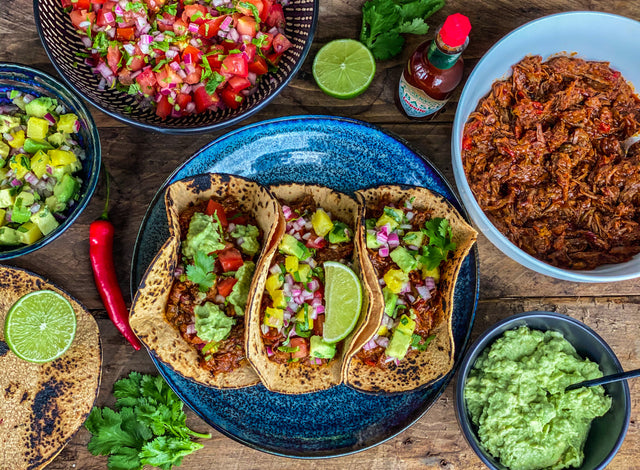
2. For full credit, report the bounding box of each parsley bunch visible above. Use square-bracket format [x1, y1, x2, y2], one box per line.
[85, 372, 211, 470]
[360, 0, 445, 60]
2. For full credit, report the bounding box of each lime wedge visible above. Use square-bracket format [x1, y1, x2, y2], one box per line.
[4, 290, 77, 363]
[312, 39, 376, 99]
[322, 261, 363, 343]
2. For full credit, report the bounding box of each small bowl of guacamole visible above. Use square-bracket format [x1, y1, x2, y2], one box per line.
[455, 311, 631, 470]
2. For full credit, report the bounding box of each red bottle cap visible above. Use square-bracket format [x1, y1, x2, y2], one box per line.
[440, 13, 472, 48]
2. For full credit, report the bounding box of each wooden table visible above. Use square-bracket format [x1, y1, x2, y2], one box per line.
[2, 0, 639, 468]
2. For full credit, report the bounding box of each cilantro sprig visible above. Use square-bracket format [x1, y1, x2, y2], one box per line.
[418, 217, 456, 270]
[85, 372, 211, 470]
[186, 250, 217, 292]
[359, 0, 445, 60]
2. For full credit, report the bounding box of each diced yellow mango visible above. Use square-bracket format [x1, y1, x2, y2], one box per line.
[265, 274, 283, 295]
[263, 307, 284, 329]
[30, 150, 50, 178]
[57, 114, 78, 133]
[295, 306, 313, 330]
[9, 154, 30, 179]
[383, 269, 409, 294]
[48, 149, 77, 167]
[0, 141, 9, 159]
[8, 130, 25, 149]
[271, 289, 288, 309]
[296, 264, 311, 283]
[376, 213, 399, 230]
[422, 266, 440, 283]
[17, 222, 43, 245]
[311, 208, 334, 237]
[285, 255, 298, 273]
[26, 117, 50, 140]
[377, 325, 388, 336]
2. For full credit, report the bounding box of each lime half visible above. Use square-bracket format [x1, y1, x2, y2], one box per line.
[322, 261, 363, 343]
[4, 290, 77, 363]
[312, 39, 376, 99]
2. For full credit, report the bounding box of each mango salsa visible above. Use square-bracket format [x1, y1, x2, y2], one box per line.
[30, 150, 50, 178]
[383, 269, 409, 294]
[265, 274, 283, 295]
[48, 149, 77, 166]
[311, 208, 333, 237]
[263, 307, 284, 329]
[8, 130, 25, 149]
[285, 255, 298, 273]
[271, 289, 288, 309]
[26, 117, 50, 140]
[57, 113, 78, 133]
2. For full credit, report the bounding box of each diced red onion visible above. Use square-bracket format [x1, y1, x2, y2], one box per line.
[302, 232, 311, 240]
[24, 172, 38, 185]
[363, 339, 377, 351]
[287, 301, 298, 312]
[416, 285, 431, 299]
[266, 346, 274, 356]
[189, 38, 200, 47]
[114, 4, 124, 15]
[282, 205, 293, 220]
[307, 258, 316, 269]
[221, 15, 233, 30]
[166, 49, 178, 59]
[81, 36, 92, 48]
[407, 294, 416, 303]
[406, 211, 414, 221]
[285, 273, 294, 285]
[186, 323, 196, 335]
[408, 245, 419, 251]
[104, 11, 115, 23]
[261, 324, 270, 335]
[10, 179, 21, 187]
[400, 282, 411, 294]
[384, 356, 397, 364]
[174, 266, 184, 277]
[169, 61, 181, 72]
[387, 232, 400, 247]
[188, 22, 199, 33]
[2, 133, 13, 142]
[270, 264, 282, 275]
[379, 246, 389, 257]
[314, 305, 324, 315]
[375, 336, 390, 348]
[307, 279, 319, 292]
[425, 277, 436, 290]
[123, 43, 135, 55]
[379, 224, 390, 236]
[43, 113, 56, 125]
[227, 28, 239, 42]
[30, 203, 41, 213]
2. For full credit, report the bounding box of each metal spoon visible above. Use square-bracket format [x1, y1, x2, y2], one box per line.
[565, 368, 640, 391]
[623, 134, 640, 155]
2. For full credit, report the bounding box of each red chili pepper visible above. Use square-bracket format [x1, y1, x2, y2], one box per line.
[89, 172, 141, 350]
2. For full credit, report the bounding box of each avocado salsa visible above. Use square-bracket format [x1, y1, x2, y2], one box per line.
[165, 196, 262, 374]
[0, 91, 84, 246]
[260, 195, 354, 365]
[465, 326, 612, 470]
[356, 197, 455, 366]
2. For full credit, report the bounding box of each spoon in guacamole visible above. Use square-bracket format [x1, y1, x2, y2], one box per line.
[566, 367, 640, 391]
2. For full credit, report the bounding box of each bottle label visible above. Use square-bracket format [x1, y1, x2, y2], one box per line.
[398, 74, 448, 118]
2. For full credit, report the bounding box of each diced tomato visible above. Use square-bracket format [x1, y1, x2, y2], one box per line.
[182, 4, 208, 25]
[144, 0, 167, 12]
[218, 247, 244, 272]
[205, 200, 229, 227]
[135, 68, 157, 95]
[193, 85, 219, 113]
[306, 236, 326, 249]
[248, 56, 269, 75]
[217, 277, 238, 297]
[90, 0, 107, 4]
[220, 86, 243, 110]
[228, 76, 251, 92]
[182, 45, 201, 64]
[236, 16, 258, 38]
[199, 16, 226, 38]
[157, 12, 176, 32]
[266, 3, 285, 29]
[127, 46, 145, 71]
[184, 65, 202, 84]
[265, 51, 283, 66]
[220, 39, 240, 52]
[173, 18, 188, 35]
[227, 211, 249, 225]
[206, 48, 225, 70]
[69, 10, 95, 30]
[222, 53, 248, 77]
[258, 32, 273, 51]
[116, 26, 135, 41]
[106, 45, 121, 73]
[156, 95, 172, 119]
[272, 33, 292, 54]
[175, 93, 192, 109]
[96, 9, 116, 27]
[67, 0, 91, 10]
[289, 338, 309, 359]
[237, 0, 264, 18]
[117, 68, 135, 85]
[155, 64, 183, 88]
[242, 44, 257, 63]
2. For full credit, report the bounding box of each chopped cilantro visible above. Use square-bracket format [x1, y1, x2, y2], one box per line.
[186, 251, 217, 292]
[418, 217, 456, 270]
[238, 1, 261, 23]
[411, 333, 435, 351]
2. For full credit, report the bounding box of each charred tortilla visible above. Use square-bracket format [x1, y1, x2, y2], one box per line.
[343, 185, 477, 393]
[130, 173, 283, 389]
[0, 265, 101, 470]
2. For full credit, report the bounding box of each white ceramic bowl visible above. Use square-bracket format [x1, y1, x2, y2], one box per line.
[452, 11, 640, 282]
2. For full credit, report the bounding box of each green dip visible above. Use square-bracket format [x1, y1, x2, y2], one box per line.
[464, 326, 612, 470]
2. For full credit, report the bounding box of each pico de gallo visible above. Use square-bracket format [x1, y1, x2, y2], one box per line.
[356, 198, 457, 368]
[165, 196, 262, 374]
[261, 195, 354, 365]
[62, 0, 293, 118]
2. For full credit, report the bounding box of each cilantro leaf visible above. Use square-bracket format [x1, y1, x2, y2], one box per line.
[397, 17, 429, 35]
[106, 446, 142, 470]
[418, 217, 457, 270]
[411, 333, 435, 351]
[85, 407, 141, 455]
[140, 436, 204, 470]
[186, 250, 217, 292]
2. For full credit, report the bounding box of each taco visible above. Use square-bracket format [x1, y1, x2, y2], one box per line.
[343, 185, 477, 393]
[130, 173, 283, 389]
[0, 265, 101, 470]
[246, 184, 369, 394]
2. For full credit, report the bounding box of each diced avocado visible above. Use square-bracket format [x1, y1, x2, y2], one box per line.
[23, 138, 54, 154]
[386, 314, 417, 360]
[327, 221, 351, 244]
[295, 304, 313, 331]
[263, 306, 284, 329]
[30, 150, 50, 178]
[53, 174, 79, 205]
[0, 167, 8, 181]
[311, 208, 334, 237]
[17, 221, 43, 245]
[47, 132, 67, 147]
[0, 141, 9, 159]
[26, 117, 50, 140]
[366, 230, 383, 250]
[31, 207, 59, 235]
[271, 289, 288, 309]
[16, 191, 35, 207]
[382, 287, 398, 318]
[279, 233, 311, 260]
[0, 209, 5, 227]
[11, 196, 32, 224]
[52, 161, 81, 180]
[48, 149, 77, 167]
[403, 231, 425, 247]
[390, 246, 418, 273]
[376, 207, 404, 230]
[422, 265, 440, 283]
[285, 255, 298, 273]
[57, 113, 78, 133]
[365, 218, 376, 230]
[295, 263, 311, 283]
[0, 115, 21, 133]
[265, 273, 283, 295]
[383, 269, 409, 294]
[310, 335, 336, 359]
[8, 130, 25, 149]
[0, 226, 20, 245]
[46, 195, 65, 213]
[0, 189, 14, 208]
[24, 97, 56, 118]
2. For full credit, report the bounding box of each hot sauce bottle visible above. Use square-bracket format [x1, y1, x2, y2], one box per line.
[395, 13, 471, 120]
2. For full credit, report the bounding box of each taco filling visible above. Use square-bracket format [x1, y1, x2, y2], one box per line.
[165, 196, 262, 375]
[260, 195, 354, 365]
[356, 197, 457, 368]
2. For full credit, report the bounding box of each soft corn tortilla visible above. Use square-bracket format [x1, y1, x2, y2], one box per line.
[246, 184, 370, 394]
[343, 185, 477, 393]
[0, 265, 101, 470]
[130, 173, 283, 389]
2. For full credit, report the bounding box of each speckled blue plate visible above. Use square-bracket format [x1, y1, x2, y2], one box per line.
[130, 115, 479, 458]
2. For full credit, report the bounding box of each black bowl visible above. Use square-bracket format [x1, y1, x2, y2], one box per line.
[34, 0, 318, 134]
[455, 311, 631, 470]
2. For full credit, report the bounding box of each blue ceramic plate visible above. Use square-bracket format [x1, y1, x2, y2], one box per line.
[130, 115, 479, 458]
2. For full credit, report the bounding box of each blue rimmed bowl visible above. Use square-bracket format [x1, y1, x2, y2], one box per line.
[34, 0, 318, 134]
[455, 311, 631, 470]
[0, 63, 101, 259]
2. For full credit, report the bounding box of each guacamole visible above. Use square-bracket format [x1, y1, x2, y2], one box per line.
[464, 326, 612, 470]
[194, 302, 236, 344]
[182, 212, 225, 259]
